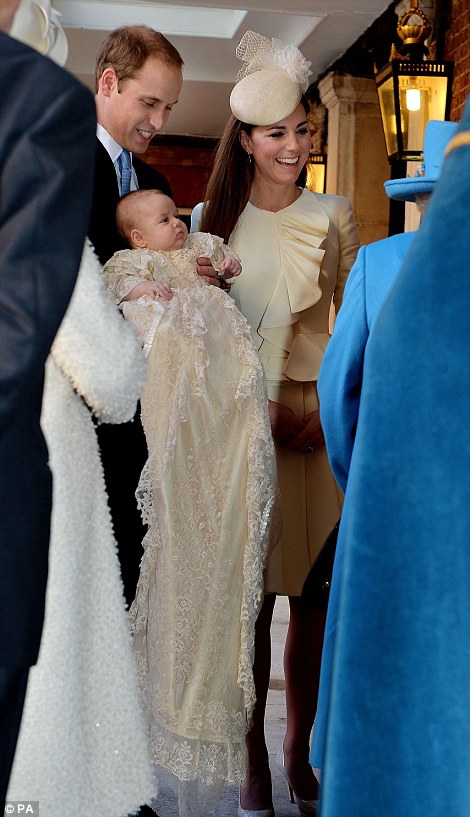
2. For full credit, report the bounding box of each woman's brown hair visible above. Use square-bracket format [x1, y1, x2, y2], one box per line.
[200, 116, 253, 243]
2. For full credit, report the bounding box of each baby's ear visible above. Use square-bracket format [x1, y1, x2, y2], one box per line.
[130, 228, 147, 249]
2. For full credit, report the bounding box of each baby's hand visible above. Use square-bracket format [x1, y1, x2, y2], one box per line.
[219, 255, 242, 279]
[124, 280, 173, 301]
[152, 281, 173, 301]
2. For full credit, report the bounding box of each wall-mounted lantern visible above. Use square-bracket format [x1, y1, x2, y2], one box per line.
[375, 2, 453, 162]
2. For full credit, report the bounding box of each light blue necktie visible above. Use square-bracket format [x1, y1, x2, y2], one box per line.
[117, 148, 132, 196]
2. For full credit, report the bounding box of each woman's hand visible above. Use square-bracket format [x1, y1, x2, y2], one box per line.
[286, 409, 325, 454]
[268, 400, 305, 447]
[268, 401, 325, 454]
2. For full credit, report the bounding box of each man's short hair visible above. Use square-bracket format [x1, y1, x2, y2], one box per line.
[95, 25, 183, 92]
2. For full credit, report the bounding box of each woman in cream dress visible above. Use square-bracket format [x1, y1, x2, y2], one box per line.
[192, 31, 359, 817]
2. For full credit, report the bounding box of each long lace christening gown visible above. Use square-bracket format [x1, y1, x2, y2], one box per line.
[104, 232, 280, 817]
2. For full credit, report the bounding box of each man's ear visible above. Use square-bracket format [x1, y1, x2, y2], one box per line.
[130, 228, 147, 249]
[99, 66, 118, 97]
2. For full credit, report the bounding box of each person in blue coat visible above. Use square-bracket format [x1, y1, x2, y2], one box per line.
[310, 118, 459, 783]
[316, 118, 458, 495]
[312, 98, 470, 817]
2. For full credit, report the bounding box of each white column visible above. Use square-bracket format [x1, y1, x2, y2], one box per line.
[319, 73, 390, 244]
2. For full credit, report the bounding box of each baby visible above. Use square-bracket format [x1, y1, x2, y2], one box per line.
[102, 188, 279, 808]
[104, 188, 240, 317]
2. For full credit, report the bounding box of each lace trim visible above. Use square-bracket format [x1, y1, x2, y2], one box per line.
[129, 285, 279, 795]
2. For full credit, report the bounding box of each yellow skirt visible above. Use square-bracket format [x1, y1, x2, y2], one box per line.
[264, 380, 343, 596]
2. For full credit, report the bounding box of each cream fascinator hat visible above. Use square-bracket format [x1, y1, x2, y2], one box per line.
[230, 30, 312, 126]
[10, 0, 68, 66]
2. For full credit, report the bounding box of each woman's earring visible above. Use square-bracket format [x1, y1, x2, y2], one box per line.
[247, 152, 252, 163]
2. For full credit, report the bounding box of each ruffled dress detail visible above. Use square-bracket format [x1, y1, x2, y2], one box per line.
[231, 188, 336, 384]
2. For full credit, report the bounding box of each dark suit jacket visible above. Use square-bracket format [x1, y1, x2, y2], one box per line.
[88, 138, 172, 605]
[88, 139, 172, 264]
[0, 33, 96, 667]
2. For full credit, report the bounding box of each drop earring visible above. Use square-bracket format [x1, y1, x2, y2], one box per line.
[247, 152, 252, 163]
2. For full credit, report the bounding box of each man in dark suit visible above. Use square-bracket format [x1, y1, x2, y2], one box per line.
[90, 25, 182, 264]
[89, 31, 185, 817]
[0, 1, 96, 803]
[88, 26, 220, 817]
[89, 26, 184, 609]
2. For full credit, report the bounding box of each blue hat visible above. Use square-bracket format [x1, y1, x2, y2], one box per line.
[384, 119, 459, 202]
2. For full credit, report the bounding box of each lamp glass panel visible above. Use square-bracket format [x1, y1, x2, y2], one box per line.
[398, 81, 428, 155]
[428, 75, 449, 120]
[398, 75, 448, 156]
[305, 158, 326, 193]
[377, 74, 398, 158]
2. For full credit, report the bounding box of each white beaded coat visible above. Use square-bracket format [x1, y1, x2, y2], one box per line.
[7, 241, 156, 817]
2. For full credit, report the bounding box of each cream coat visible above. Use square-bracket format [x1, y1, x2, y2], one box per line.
[194, 189, 359, 594]
[8, 243, 156, 817]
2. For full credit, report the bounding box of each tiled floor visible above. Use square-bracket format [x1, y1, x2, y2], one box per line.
[154, 596, 302, 817]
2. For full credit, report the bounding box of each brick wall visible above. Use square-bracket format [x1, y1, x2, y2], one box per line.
[143, 136, 218, 211]
[446, 0, 470, 119]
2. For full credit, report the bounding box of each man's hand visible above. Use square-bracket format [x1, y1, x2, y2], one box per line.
[196, 256, 221, 287]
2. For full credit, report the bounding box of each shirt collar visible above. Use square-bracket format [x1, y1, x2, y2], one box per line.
[96, 124, 133, 165]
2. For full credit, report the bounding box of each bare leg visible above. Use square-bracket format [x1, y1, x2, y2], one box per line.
[282, 596, 326, 800]
[240, 593, 276, 811]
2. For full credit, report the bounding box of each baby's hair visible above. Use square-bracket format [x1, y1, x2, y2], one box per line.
[116, 188, 167, 245]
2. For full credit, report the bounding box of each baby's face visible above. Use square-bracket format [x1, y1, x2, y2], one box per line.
[136, 192, 188, 251]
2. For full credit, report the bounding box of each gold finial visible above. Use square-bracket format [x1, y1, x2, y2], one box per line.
[397, 3, 431, 49]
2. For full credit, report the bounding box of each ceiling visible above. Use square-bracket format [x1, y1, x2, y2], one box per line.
[56, 0, 393, 138]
